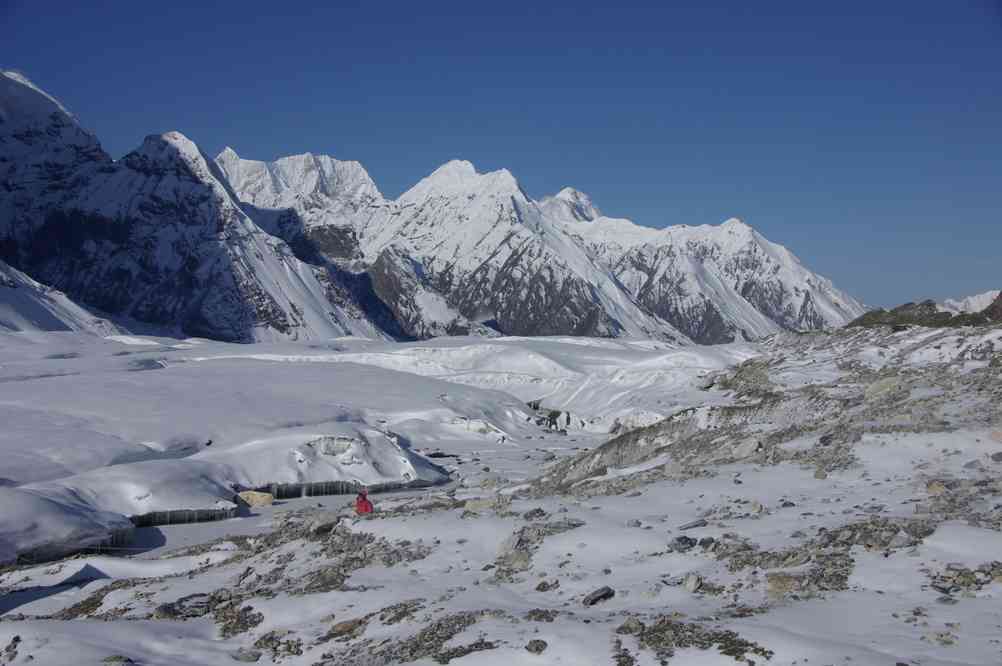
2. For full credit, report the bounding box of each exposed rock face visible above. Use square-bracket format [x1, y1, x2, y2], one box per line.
[368, 246, 490, 339]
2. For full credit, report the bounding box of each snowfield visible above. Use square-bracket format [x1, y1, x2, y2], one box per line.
[0, 323, 1000, 666]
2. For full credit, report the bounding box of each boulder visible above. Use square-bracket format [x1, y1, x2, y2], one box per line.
[582, 585, 615, 606]
[238, 491, 274, 507]
[525, 639, 548, 654]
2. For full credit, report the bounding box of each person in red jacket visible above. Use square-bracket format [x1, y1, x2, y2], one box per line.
[354, 488, 374, 515]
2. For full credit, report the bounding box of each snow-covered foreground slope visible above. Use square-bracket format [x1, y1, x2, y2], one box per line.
[0, 331, 747, 561]
[0, 332, 568, 561]
[1, 323, 1001, 666]
[0, 260, 120, 334]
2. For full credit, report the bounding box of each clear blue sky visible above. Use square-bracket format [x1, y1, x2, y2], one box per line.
[5, 0, 1000, 306]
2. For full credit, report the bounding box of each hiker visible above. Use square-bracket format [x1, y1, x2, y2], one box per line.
[354, 488, 374, 515]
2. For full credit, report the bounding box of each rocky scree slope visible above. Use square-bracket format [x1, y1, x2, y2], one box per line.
[530, 323, 1002, 497]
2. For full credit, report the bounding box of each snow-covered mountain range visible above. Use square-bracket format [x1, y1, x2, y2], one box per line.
[1, 70, 866, 343]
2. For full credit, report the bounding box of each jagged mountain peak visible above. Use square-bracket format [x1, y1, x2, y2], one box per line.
[215, 148, 382, 210]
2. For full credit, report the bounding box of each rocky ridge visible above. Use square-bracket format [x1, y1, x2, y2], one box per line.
[848, 292, 1002, 330]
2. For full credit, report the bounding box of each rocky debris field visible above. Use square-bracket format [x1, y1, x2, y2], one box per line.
[1, 323, 1002, 665]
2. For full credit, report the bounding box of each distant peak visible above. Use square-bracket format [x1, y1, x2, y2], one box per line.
[216, 149, 383, 203]
[542, 186, 602, 222]
[158, 131, 201, 154]
[429, 159, 478, 179]
[216, 146, 240, 162]
[125, 131, 215, 179]
[397, 159, 526, 204]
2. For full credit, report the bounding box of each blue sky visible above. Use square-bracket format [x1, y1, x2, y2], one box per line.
[5, 0, 1000, 306]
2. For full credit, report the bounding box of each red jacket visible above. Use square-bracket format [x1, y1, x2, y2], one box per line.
[355, 493, 373, 515]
